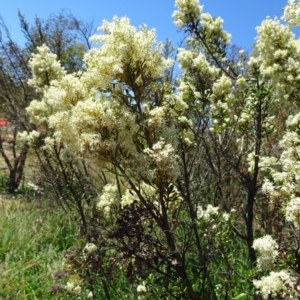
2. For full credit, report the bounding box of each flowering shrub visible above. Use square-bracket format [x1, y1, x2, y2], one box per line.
[23, 0, 300, 298]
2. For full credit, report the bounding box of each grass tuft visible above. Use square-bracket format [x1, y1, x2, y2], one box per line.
[0, 198, 77, 299]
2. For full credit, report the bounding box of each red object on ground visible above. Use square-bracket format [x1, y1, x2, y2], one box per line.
[0, 118, 7, 127]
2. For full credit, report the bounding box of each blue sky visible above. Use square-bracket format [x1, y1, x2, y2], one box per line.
[0, 0, 288, 51]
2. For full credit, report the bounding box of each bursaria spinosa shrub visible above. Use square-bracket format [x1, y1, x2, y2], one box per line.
[24, 0, 300, 299]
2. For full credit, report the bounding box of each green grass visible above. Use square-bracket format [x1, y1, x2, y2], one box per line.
[0, 198, 77, 299]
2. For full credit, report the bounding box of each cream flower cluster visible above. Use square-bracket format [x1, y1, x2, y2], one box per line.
[26, 17, 180, 183]
[177, 49, 220, 82]
[28, 44, 66, 91]
[66, 281, 81, 295]
[197, 204, 219, 221]
[283, 0, 300, 27]
[144, 140, 179, 179]
[173, 0, 202, 28]
[252, 235, 278, 271]
[254, 16, 300, 101]
[96, 184, 120, 216]
[68, 97, 137, 157]
[85, 17, 172, 93]
[83, 243, 98, 254]
[64, 274, 83, 296]
[262, 112, 300, 227]
[253, 270, 300, 299]
[121, 182, 156, 207]
[18, 130, 40, 146]
[200, 12, 231, 46]
[255, 18, 296, 76]
[209, 74, 234, 130]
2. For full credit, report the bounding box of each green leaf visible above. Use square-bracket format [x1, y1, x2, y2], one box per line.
[171, 286, 180, 291]
[233, 293, 247, 299]
[187, 257, 202, 268]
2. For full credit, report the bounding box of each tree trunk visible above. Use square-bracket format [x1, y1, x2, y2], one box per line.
[6, 141, 29, 193]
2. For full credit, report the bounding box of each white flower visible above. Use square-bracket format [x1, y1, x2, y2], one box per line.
[252, 235, 278, 271]
[200, 13, 231, 45]
[197, 204, 219, 221]
[173, 0, 202, 28]
[285, 197, 300, 226]
[283, 0, 300, 27]
[66, 281, 74, 292]
[236, 76, 246, 86]
[254, 16, 298, 101]
[210, 75, 232, 102]
[144, 140, 179, 179]
[121, 189, 137, 207]
[28, 44, 66, 91]
[222, 213, 230, 222]
[85, 17, 171, 91]
[254, 270, 299, 299]
[97, 184, 120, 215]
[73, 285, 81, 295]
[18, 131, 29, 142]
[148, 106, 165, 127]
[239, 49, 245, 56]
[84, 243, 98, 254]
[137, 284, 147, 293]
